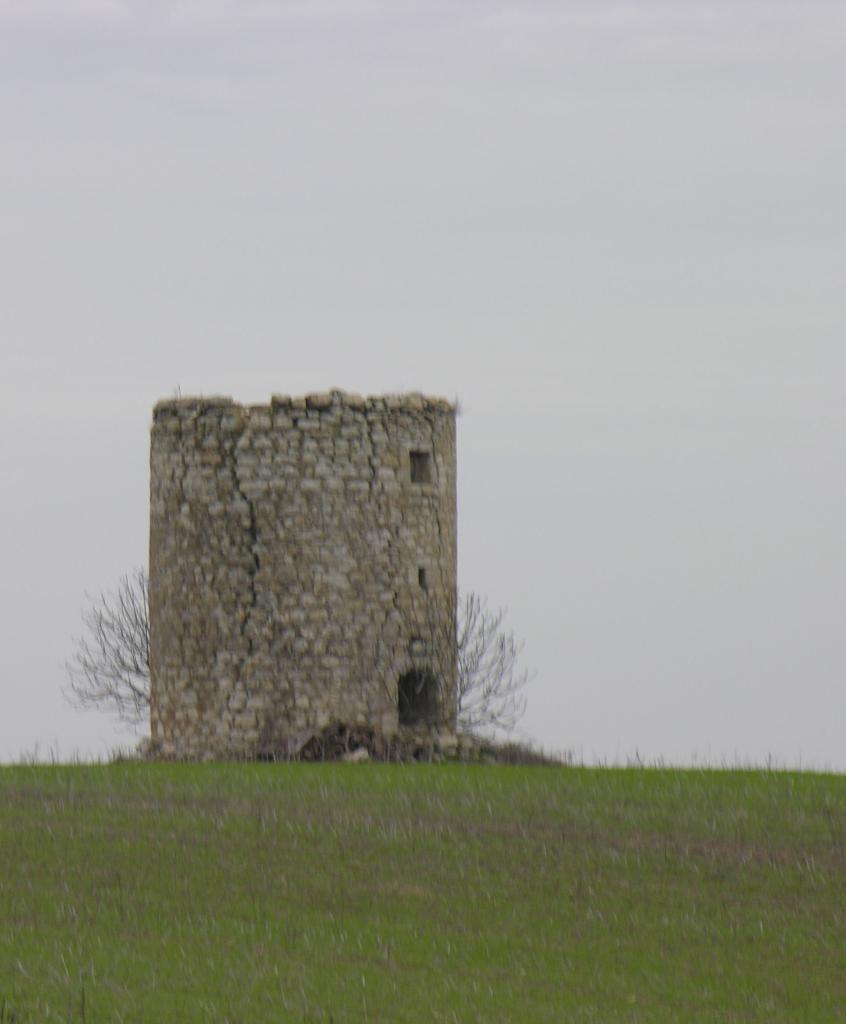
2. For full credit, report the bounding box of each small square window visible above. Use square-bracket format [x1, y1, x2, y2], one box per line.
[409, 450, 432, 483]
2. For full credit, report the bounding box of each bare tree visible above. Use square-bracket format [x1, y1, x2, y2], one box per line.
[456, 592, 530, 735]
[66, 568, 150, 725]
[66, 569, 530, 737]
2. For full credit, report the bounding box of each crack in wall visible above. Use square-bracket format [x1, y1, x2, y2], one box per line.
[365, 412, 379, 489]
[229, 423, 261, 661]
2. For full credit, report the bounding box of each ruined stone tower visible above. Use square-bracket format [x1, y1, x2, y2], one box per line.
[148, 390, 457, 758]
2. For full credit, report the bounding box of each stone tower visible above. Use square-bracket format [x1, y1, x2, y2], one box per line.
[148, 390, 457, 758]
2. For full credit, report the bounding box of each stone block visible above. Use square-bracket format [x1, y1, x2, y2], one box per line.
[306, 392, 333, 410]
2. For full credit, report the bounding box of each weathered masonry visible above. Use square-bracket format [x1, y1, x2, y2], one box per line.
[148, 390, 457, 758]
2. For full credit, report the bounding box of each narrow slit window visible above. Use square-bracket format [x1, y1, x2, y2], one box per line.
[410, 450, 432, 483]
[418, 567, 427, 589]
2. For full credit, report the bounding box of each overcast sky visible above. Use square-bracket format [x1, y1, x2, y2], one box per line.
[2, 0, 844, 768]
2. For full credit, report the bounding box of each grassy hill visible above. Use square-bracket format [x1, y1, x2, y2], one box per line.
[1, 762, 844, 1022]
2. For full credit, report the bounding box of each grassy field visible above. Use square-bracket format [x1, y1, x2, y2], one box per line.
[1, 763, 844, 1023]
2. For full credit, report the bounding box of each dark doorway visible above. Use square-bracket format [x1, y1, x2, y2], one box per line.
[398, 669, 439, 726]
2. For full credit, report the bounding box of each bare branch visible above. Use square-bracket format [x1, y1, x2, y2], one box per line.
[65, 568, 150, 724]
[455, 592, 531, 734]
[410, 589, 531, 735]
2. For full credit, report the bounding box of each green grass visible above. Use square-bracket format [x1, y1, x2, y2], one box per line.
[1, 763, 844, 1022]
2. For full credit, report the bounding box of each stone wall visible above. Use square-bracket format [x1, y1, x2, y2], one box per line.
[149, 390, 457, 758]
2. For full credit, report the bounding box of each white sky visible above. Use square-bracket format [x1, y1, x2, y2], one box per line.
[1, 0, 844, 768]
